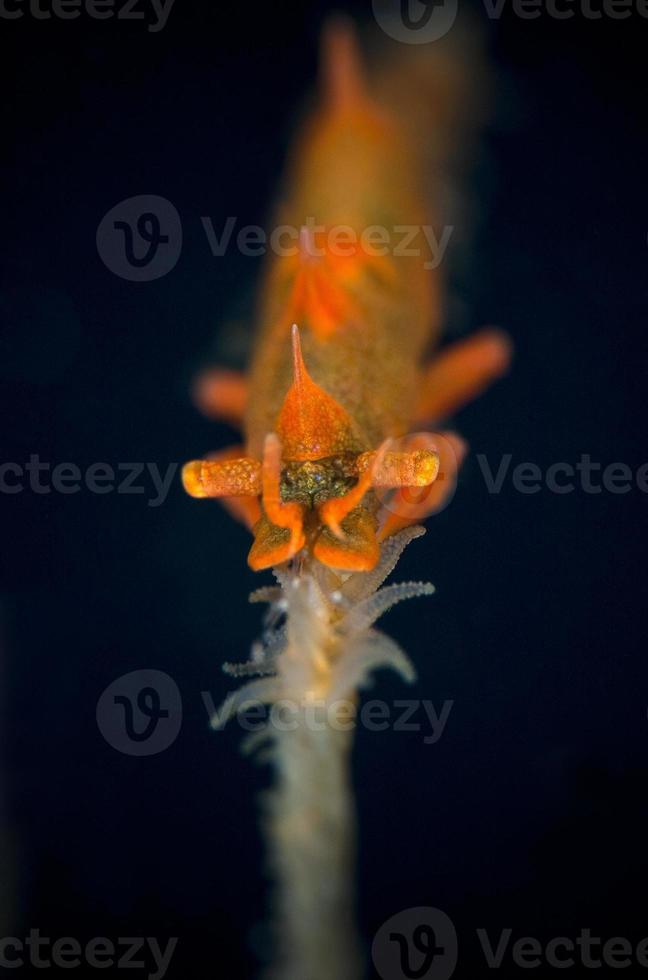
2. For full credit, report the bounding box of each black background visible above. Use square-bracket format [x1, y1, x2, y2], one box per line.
[1, 0, 647, 977]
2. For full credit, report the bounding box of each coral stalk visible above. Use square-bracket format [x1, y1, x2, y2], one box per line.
[213, 528, 434, 978]
[263, 685, 361, 980]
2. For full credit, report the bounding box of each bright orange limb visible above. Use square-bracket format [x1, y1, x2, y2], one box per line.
[182, 445, 261, 531]
[356, 448, 439, 488]
[247, 435, 307, 570]
[192, 368, 248, 426]
[261, 434, 304, 536]
[248, 516, 296, 571]
[378, 432, 468, 541]
[414, 329, 512, 425]
[318, 464, 375, 540]
[182, 454, 260, 498]
[318, 440, 390, 538]
[250, 434, 306, 568]
[313, 506, 379, 572]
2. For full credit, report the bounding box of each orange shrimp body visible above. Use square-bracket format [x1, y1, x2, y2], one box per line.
[183, 24, 511, 573]
[245, 95, 437, 460]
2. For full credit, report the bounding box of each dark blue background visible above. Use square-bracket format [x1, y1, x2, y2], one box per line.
[1, 1, 647, 976]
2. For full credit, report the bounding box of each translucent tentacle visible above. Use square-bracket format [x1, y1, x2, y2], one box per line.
[250, 586, 284, 604]
[339, 581, 435, 635]
[241, 727, 276, 758]
[224, 624, 287, 679]
[328, 630, 416, 702]
[223, 660, 278, 678]
[273, 566, 293, 591]
[211, 678, 281, 730]
[340, 525, 426, 603]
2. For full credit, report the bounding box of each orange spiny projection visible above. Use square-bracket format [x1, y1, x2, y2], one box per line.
[183, 21, 511, 573]
[276, 324, 362, 460]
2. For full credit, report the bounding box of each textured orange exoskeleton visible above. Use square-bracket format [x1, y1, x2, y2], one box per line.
[183, 23, 511, 572]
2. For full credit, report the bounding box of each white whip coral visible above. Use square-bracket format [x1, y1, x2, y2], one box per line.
[212, 526, 434, 980]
